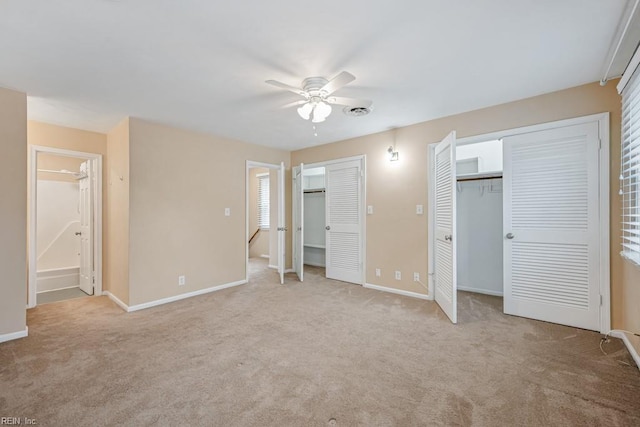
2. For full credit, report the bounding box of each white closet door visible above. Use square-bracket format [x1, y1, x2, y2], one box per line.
[503, 122, 600, 331]
[278, 162, 285, 285]
[325, 159, 362, 284]
[293, 164, 304, 281]
[78, 161, 93, 295]
[434, 131, 457, 323]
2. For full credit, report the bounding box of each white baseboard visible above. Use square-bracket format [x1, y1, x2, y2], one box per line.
[105, 280, 247, 313]
[103, 291, 129, 312]
[610, 331, 640, 371]
[284, 268, 294, 273]
[260, 254, 269, 259]
[0, 327, 28, 344]
[37, 268, 79, 293]
[303, 261, 326, 268]
[364, 283, 430, 300]
[457, 285, 503, 297]
[268, 265, 277, 270]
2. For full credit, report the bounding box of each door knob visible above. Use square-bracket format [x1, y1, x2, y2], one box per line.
[75, 232, 82, 236]
[506, 233, 515, 239]
[325, 226, 331, 231]
[444, 235, 452, 241]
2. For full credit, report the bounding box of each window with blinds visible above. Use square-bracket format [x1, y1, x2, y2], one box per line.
[257, 174, 270, 229]
[620, 56, 640, 266]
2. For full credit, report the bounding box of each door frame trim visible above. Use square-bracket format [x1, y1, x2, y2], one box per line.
[294, 155, 367, 285]
[28, 145, 103, 308]
[427, 112, 610, 333]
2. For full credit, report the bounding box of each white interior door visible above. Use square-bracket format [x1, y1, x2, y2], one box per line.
[293, 164, 304, 281]
[78, 161, 93, 295]
[503, 122, 600, 331]
[278, 162, 285, 284]
[434, 131, 457, 323]
[325, 159, 363, 284]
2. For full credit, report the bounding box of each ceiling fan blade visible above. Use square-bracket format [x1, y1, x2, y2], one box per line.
[320, 71, 355, 95]
[327, 96, 372, 108]
[282, 100, 307, 109]
[265, 80, 307, 97]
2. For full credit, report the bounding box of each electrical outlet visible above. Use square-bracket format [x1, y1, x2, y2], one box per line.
[375, 268, 381, 277]
[224, 208, 231, 216]
[395, 271, 401, 280]
[178, 275, 186, 286]
[414, 272, 420, 282]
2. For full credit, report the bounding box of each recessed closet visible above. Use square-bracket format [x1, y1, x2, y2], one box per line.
[455, 139, 503, 296]
[302, 167, 326, 268]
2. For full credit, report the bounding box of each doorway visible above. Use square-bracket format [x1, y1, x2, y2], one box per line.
[428, 113, 610, 333]
[29, 146, 103, 308]
[246, 161, 285, 284]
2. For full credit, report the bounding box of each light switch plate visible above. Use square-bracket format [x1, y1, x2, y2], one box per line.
[367, 205, 374, 215]
[416, 204, 424, 215]
[224, 208, 230, 216]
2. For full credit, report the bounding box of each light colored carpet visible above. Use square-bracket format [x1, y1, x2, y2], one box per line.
[1, 258, 639, 426]
[37, 287, 90, 305]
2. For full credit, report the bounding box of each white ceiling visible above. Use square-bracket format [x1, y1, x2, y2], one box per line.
[0, 0, 628, 151]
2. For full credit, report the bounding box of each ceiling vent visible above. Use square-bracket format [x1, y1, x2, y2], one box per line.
[343, 106, 371, 117]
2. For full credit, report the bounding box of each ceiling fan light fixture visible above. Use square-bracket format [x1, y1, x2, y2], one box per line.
[297, 102, 313, 120]
[312, 101, 332, 123]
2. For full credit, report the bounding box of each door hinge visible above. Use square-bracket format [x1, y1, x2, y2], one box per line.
[598, 139, 602, 150]
[600, 294, 603, 306]
[92, 276, 95, 284]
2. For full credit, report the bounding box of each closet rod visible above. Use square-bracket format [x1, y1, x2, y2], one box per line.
[303, 189, 326, 194]
[37, 169, 87, 179]
[456, 174, 502, 182]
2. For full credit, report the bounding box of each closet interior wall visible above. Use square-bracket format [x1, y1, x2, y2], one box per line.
[456, 177, 504, 296]
[303, 169, 326, 267]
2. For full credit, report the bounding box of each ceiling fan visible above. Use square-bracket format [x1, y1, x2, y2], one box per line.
[266, 71, 372, 123]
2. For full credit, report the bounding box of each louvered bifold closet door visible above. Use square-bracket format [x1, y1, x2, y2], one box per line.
[503, 122, 600, 331]
[325, 159, 363, 284]
[434, 132, 457, 323]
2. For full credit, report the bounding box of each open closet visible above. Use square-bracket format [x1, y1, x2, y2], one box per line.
[455, 140, 503, 297]
[302, 167, 326, 268]
[430, 114, 608, 332]
[293, 156, 365, 285]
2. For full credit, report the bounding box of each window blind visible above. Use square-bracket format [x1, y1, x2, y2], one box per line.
[257, 174, 270, 229]
[620, 54, 640, 266]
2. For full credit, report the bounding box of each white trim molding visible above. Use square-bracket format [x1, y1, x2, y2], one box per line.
[609, 331, 640, 371]
[0, 327, 28, 344]
[364, 283, 430, 300]
[104, 280, 247, 312]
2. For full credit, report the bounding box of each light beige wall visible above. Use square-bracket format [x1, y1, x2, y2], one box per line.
[291, 81, 637, 331]
[106, 118, 130, 304]
[621, 257, 640, 332]
[127, 118, 289, 306]
[249, 167, 270, 258]
[0, 87, 27, 337]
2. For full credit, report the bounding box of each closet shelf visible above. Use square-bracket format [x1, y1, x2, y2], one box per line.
[304, 243, 326, 249]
